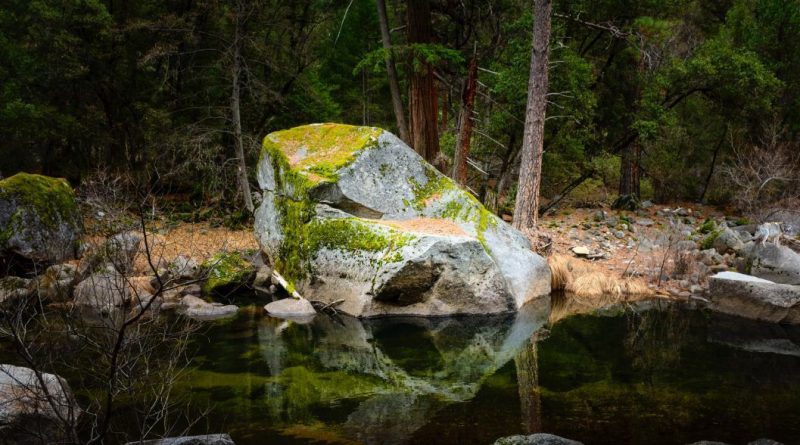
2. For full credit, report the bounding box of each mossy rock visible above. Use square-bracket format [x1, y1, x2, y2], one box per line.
[254, 123, 551, 317]
[0, 173, 83, 265]
[201, 251, 256, 296]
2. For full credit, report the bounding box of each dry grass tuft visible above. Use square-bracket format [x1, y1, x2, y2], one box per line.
[548, 254, 652, 298]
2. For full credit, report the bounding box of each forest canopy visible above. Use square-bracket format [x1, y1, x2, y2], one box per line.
[1, 0, 798, 218]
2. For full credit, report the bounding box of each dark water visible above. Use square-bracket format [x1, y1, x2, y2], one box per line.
[172, 298, 800, 445]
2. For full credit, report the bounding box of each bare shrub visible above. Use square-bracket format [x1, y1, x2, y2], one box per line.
[721, 123, 800, 221]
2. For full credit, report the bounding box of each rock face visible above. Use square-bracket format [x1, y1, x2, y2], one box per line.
[493, 434, 584, 445]
[708, 271, 800, 324]
[254, 123, 550, 317]
[0, 364, 80, 426]
[0, 173, 83, 265]
[747, 244, 800, 285]
[125, 434, 235, 445]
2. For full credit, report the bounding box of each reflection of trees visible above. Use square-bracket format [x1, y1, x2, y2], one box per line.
[514, 333, 542, 434]
[624, 305, 689, 376]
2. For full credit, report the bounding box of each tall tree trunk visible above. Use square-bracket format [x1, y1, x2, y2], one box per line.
[406, 0, 440, 165]
[618, 140, 640, 198]
[513, 0, 552, 235]
[376, 0, 409, 142]
[452, 52, 478, 185]
[619, 54, 644, 199]
[232, 14, 254, 213]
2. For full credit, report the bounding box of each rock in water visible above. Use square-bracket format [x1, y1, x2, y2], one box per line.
[0, 173, 83, 265]
[708, 271, 800, 324]
[494, 434, 584, 445]
[0, 364, 80, 426]
[254, 123, 550, 317]
[264, 297, 316, 319]
[124, 434, 236, 445]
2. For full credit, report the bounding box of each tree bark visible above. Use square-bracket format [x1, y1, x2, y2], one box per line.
[618, 140, 641, 198]
[232, 12, 254, 213]
[452, 53, 478, 185]
[513, 0, 552, 235]
[376, 0, 410, 143]
[406, 0, 440, 164]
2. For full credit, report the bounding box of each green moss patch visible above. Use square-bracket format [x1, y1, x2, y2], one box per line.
[0, 173, 78, 229]
[202, 251, 255, 295]
[263, 123, 381, 184]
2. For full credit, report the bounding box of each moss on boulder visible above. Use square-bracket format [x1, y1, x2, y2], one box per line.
[0, 173, 83, 264]
[201, 251, 255, 296]
[254, 123, 551, 317]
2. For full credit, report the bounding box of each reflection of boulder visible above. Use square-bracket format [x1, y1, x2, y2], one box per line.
[708, 312, 800, 357]
[344, 393, 436, 445]
[255, 296, 550, 439]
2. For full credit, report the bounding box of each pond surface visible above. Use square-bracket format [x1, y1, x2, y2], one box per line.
[175, 297, 800, 445]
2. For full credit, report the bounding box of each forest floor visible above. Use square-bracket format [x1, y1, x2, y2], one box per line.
[121, 201, 729, 300]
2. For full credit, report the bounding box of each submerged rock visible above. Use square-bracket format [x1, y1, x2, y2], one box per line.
[0, 173, 82, 265]
[708, 271, 800, 324]
[253, 123, 550, 317]
[493, 434, 583, 445]
[125, 434, 235, 445]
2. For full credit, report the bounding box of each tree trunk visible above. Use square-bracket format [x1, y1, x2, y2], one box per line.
[452, 53, 478, 185]
[406, 0, 440, 165]
[618, 140, 640, 198]
[232, 16, 254, 213]
[513, 0, 552, 235]
[376, 0, 410, 143]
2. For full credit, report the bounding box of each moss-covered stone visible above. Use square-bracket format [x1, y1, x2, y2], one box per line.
[261, 123, 381, 184]
[0, 173, 83, 263]
[202, 251, 255, 295]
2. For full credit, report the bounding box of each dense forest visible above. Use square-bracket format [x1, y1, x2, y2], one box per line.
[3, 0, 798, 221]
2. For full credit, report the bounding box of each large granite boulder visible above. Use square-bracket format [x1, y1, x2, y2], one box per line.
[0, 173, 83, 265]
[708, 271, 800, 324]
[254, 123, 550, 317]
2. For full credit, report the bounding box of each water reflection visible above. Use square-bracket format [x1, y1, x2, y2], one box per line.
[181, 297, 800, 445]
[247, 296, 551, 444]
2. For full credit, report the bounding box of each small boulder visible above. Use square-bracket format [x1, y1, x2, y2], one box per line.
[0, 364, 80, 426]
[747, 244, 800, 285]
[0, 173, 83, 266]
[264, 297, 316, 319]
[201, 252, 255, 295]
[708, 271, 800, 324]
[73, 272, 134, 308]
[124, 434, 235, 445]
[494, 434, 583, 445]
[169, 255, 200, 281]
[253, 265, 273, 288]
[31, 263, 78, 302]
[179, 295, 238, 320]
[0, 276, 31, 305]
[712, 228, 745, 255]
